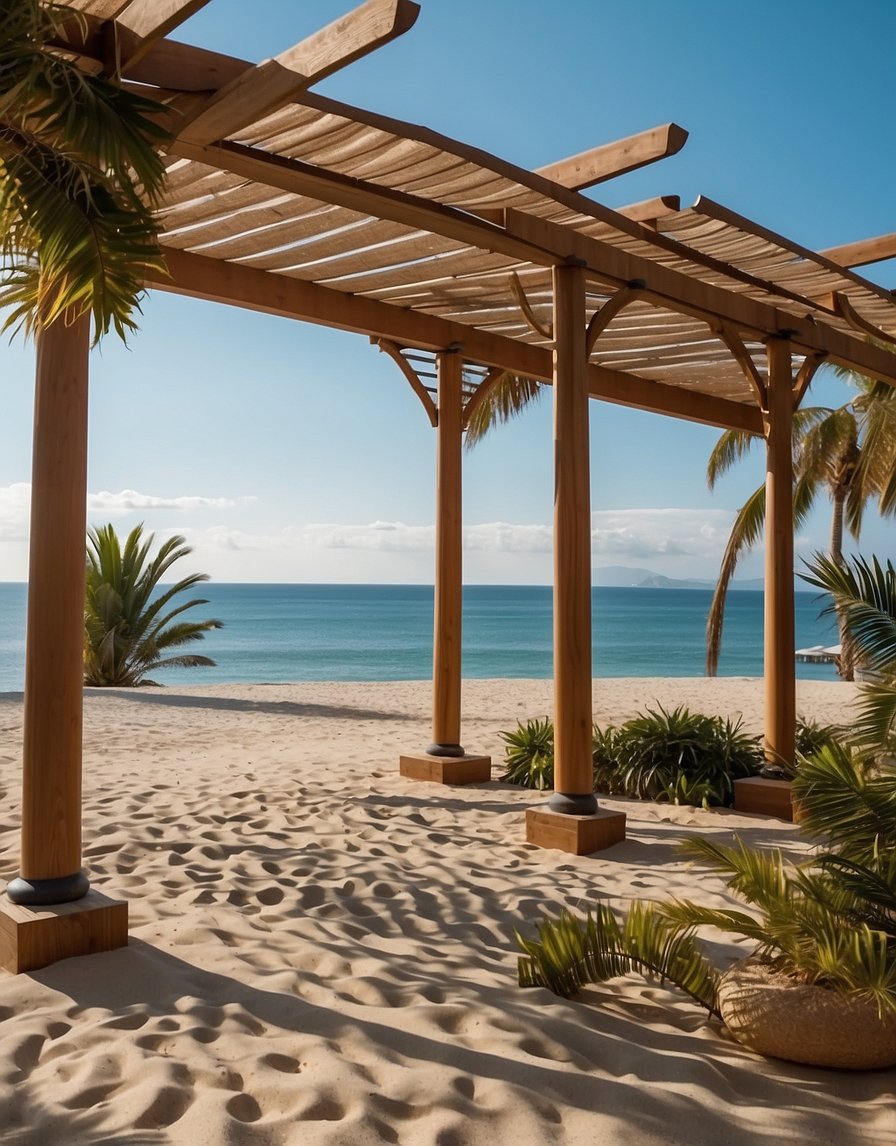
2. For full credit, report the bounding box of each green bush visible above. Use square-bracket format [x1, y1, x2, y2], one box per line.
[598, 705, 762, 808]
[498, 717, 554, 789]
[499, 705, 763, 807]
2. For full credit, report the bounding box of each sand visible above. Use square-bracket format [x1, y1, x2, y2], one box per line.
[0, 676, 892, 1145]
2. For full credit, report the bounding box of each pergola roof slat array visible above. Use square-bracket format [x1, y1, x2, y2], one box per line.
[52, 0, 896, 423]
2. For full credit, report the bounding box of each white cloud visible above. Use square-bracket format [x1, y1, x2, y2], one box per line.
[591, 508, 735, 561]
[88, 489, 256, 513]
[0, 484, 31, 543]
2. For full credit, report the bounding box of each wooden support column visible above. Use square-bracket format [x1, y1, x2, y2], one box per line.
[428, 350, 464, 757]
[1, 313, 127, 972]
[399, 350, 490, 785]
[762, 338, 796, 768]
[526, 264, 625, 852]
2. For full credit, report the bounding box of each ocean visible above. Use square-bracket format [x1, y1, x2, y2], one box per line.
[0, 582, 840, 692]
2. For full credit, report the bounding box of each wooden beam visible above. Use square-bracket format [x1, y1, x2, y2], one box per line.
[176, 0, 420, 146]
[536, 124, 688, 190]
[820, 232, 896, 270]
[500, 209, 896, 387]
[150, 249, 764, 431]
[375, 339, 438, 425]
[112, 0, 212, 71]
[763, 340, 796, 767]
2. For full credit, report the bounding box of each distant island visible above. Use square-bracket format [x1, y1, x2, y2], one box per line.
[593, 565, 793, 592]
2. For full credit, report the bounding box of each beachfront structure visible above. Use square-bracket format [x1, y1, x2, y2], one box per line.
[4, 0, 896, 970]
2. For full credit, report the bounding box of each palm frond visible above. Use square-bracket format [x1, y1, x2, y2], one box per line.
[705, 429, 760, 490]
[517, 901, 721, 1016]
[705, 484, 765, 676]
[792, 744, 896, 859]
[464, 374, 544, 449]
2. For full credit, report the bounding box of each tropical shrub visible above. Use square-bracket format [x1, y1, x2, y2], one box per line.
[598, 705, 762, 807]
[500, 705, 763, 806]
[498, 717, 554, 789]
[517, 747, 896, 1021]
[84, 523, 222, 686]
[801, 552, 896, 750]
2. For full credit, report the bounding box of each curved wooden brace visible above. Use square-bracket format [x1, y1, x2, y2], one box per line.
[510, 272, 553, 341]
[712, 323, 767, 407]
[585, 285, 643, 356]
[461, 366, 507, 429]
[833, 292, 896, 349]
[375, 338, 438, 426]
[793, 352, 826, 407]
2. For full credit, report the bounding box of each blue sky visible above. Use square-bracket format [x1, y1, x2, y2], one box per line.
[1, 0, 894, 584]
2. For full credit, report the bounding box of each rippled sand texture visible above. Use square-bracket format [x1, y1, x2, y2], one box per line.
[0, 678, 892, 1146]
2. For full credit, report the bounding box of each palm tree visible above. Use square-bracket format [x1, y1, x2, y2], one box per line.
[801, 552, 896, 749]
[84, 523, 222, 686]
[0, 0, 168, 342]
[705, 374, 896, 678]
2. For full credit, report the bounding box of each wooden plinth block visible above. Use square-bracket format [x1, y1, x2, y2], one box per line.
[0, 890, 128, 974]
[526, 806, 626, 855]
[733, 777, 795, 822]
[399, 753, 492, 785]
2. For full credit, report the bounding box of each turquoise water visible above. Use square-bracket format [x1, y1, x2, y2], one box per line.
[0, 582, 839, 692]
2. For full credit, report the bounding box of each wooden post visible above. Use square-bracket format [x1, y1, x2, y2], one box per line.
[399, 349, 491, 785]
[8, 313, 91, 906]
[763, 338, 796, 768]
[428, 350, 464, 757]
[550, 263, 597, 815]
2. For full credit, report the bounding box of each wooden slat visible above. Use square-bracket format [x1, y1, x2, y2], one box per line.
[177, 0, 420, 146]
[150, 250, 763, 432]
[536, 124, 688, 190]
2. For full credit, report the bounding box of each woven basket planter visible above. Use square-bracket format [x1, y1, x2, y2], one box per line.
[718, 958, 896, 1070]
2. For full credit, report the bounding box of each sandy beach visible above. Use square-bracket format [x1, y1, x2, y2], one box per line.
[0, 676, 892, 1145]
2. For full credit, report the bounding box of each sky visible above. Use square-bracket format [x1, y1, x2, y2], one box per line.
[1, 0, 895, 585]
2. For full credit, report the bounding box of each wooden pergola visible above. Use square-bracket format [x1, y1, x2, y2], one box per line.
[4, 0, 896, 970]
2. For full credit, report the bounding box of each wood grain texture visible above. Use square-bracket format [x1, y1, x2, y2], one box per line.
[21, 314, 90, 882]
[536, 124, 688, 190]
[0, 892, 127, 974]
[398, 754, 492, 785]
[763, 340, 796, 768]
[525, 807, 626, 855]
[177, 0, 419, 146]
[431, 352, 464, 749]
[551, 265, 593, 798]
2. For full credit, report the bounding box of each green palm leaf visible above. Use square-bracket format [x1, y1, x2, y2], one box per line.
[464, 374, 544, 448]
[84, 523, 222, 686]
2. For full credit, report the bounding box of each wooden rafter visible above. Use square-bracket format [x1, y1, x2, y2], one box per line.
[375, 339, 438, 426]
[111, 0, 211, 71]
[150, 250, 763, 433]
[820, 232, 896, 270]
[176, 0, 420, 147]
[535, 124, 688, 190]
